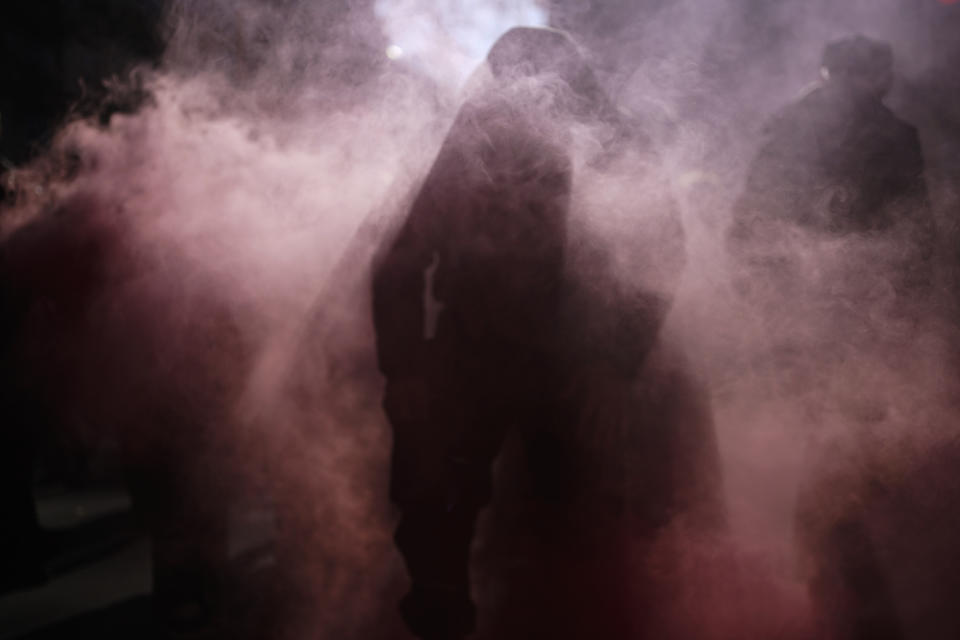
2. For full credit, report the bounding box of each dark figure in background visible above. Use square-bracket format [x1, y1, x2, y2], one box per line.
[374, 27, 724, 640]
[0, 0, 165, 596]
[0, 193, 245, 634]
[728, 35, 934, 640]
[729, 35, 933, 268]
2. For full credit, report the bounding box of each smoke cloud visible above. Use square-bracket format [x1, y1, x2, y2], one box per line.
[4, 0, 960, 637]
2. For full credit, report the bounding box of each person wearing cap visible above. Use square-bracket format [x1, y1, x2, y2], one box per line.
[729, 34, 933, 262]
[727, 35, 934, 640]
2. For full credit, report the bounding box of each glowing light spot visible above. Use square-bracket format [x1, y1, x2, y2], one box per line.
[375, 0, 548, 87]
[386, 44, 404, 60]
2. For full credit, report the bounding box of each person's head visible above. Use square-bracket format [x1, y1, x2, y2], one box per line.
[484, 26, 622, 130]
[820, 35, 894, 101]
[487, 28, 602, 99]
[487, 27, 581, 78]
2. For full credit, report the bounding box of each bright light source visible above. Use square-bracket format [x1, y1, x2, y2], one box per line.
[375, 0, 548, 87]
[386, 44, 404, 60]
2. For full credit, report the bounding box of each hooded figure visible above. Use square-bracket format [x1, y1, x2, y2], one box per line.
[373, 27, 721, 640]
[373, 29, 582, 639]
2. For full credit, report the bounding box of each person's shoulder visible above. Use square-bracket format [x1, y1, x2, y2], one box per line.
[876, 103, 919, 142]
[763, 86, 825, 136]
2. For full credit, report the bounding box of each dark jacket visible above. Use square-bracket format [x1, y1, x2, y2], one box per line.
[372, 95, 572, 381]
[728, 84, 935, 299]
[731, 84, 932, 240]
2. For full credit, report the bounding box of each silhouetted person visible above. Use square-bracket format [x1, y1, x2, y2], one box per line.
[0, 2, 165, 595]
[0, 191, 245, 635]
[374, 27, 723, 640]
[373, 28, 578, 640]
[729, 35, 933, 273]
[728, 35, 933, 640]
[0, 194, 123, 597]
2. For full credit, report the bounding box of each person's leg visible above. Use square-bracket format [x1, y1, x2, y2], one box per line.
[387, 348, 516, 639]
[795, 453, 905, 640]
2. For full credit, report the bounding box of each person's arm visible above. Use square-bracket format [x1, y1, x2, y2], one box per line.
[371, 161, 450, 382]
